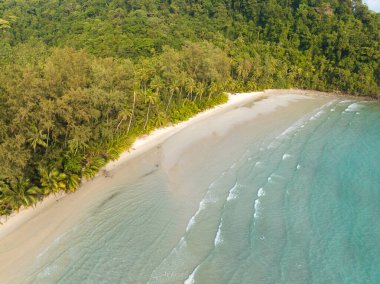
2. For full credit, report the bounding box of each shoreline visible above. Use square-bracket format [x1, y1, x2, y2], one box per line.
[0, 89, 348, 282]
[0, 88, 365, 236]
[293, 87, 379, 101]
[0, 90, 267, 237]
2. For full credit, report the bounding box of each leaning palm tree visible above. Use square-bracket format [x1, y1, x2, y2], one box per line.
[115, 107, 132, 134]
[127, 91, 137, 135]
[166, 81, 179, 113]
[143, 89, 158, 130]
[1, 179, 42, 210]
[39, 167, 67, 195]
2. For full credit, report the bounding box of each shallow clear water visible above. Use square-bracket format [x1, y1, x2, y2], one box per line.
[25, 98, 380, 283]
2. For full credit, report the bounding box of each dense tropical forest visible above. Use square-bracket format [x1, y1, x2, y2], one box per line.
[0, 0, 379, 216]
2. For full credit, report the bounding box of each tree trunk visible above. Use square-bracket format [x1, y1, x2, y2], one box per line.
[207, 90, 212, 101]
[144, 101, 151, 130]
[165, 92, 174, 113]
[115, 117, 125, 133]
[127, 92, 136, 135]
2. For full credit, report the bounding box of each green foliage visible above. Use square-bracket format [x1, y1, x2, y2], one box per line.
[65, 174, 80, 193]
[39, 168, 67, 195]
[0, 0, 378, 215]
[82, 157, 107, 180]
[1, 179, 41, 211]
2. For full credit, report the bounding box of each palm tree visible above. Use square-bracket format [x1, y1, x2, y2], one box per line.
[39, 167, 67, 195]
[155, 111, 167, 127]
[237, 57, 252, 82]
[65, 173, 80, 192]
[127, 91, 137, 135]
[194, 81, 206, 102]
[27, 125, 48, 152]
[150, 76, 164, 99]
[67, 130, 89, 154]
[115, 107, 132, 134]
[185, 78, 196, 101]
[177, 71, 188, 103]
[1, 179, 42, 210]
[166, 80, 179, 113]
[82, 157, 106, 179]
[143, 90, 158, 130]
[208, 81, 220, 101]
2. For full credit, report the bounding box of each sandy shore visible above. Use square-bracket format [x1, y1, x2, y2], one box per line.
[0, 89, 336, 282]
[104, 91, 267, 172]
[0, 91, 266, 238]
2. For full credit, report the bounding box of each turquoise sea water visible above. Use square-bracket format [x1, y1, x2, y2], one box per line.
[23, 98, 380, 283]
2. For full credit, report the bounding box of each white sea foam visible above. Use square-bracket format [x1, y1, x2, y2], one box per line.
[267, 173, 282, 183]
[186, 216, 196, 232]
[254, 199, 261, 209]
[254, 199, 261, 219]
[230, 163, 237, 169]
[258, 187, 265, 197]
[270, 115, 311, 144]
[199, 199, 207, 210]
[186, 189, 219, 232]
[310, 110, 324, 120]
[340, 99, 354, 104]
[296, 164, 301, 170]
[214, 221, 223, 247]
[280, 125, 297, 137]
[345, 103, 363, 112]
[282, 153, 292, 160]
[184, 265, 199, 284]
[330, 108, 335, 112]
[227, 182, 239, 201]
[176, 237, 187, 252]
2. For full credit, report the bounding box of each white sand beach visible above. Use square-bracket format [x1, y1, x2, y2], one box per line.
[0, 91, 264, 236]
[0, 89, 333, 282]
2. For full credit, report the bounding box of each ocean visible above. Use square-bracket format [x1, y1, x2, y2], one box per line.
[11, 94, 380, 283]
